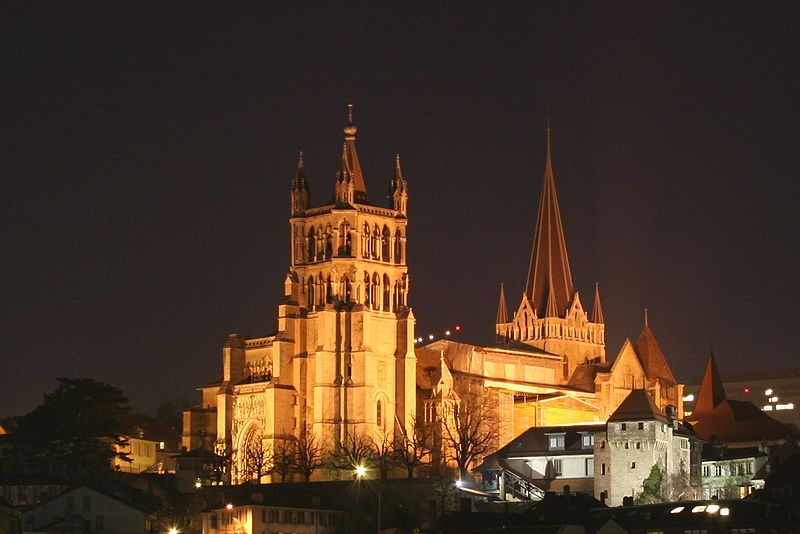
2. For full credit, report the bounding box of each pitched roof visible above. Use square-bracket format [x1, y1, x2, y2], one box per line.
[690, 352, 726, 421]
[494, 423, 605, 457]
[524, 127, 573, 318]
[608, 389, 668, 423]
[690, 399, 793, 442]
[635, 323, 676, 384]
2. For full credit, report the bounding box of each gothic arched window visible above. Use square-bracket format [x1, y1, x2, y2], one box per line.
[376, 400, 382, 426]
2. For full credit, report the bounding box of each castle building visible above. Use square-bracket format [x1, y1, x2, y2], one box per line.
[183, 107, 686, 482]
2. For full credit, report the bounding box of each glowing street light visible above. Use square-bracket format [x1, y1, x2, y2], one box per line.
[168, 528, 179, 534]
[355, 465, 367, 477]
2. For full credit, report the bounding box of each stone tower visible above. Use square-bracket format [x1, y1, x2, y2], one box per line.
[182, 105, 416, 483]
[496, 127, 605, 380]
[284, 103, 417, 448]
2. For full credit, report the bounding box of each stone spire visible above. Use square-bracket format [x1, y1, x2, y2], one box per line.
[496, 282, 508, 324]
[335, 142, 355, 205]
[291, 150, 309, 215]
[525, 126, 574, 317]
[391, 153, 408, 215]
[691, 351, 726, 421]
[592, 282, 604, 324]
[341, 102, 368, 203]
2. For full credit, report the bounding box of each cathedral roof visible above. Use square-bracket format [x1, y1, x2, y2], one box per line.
[608, 389, 668, 423]
[524, 126, 574, 318]
[635, 321, 677, 384]
[689, 352, 726, 421]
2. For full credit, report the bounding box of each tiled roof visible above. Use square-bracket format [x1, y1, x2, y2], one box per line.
[608, 389, 668, 423]
[635, 324, 676, 384]
[690, 399, 792, 442]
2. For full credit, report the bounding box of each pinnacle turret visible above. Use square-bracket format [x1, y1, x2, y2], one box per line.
[391, 154, 408, 215]
[291, 150, 309, 215]
[496, 282, 508, 324]
[592, 282, 604, 324]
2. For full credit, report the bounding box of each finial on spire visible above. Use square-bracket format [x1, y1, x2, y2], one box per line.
[297, 150, 304, 169]
[644, 307, 649, 327]
[347, 102, 354, 125]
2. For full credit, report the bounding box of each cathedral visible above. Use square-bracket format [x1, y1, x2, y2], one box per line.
[182, 106, 684, 482]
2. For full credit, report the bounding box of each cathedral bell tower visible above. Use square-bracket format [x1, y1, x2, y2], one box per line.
[496, 126, 605, 381]
[283, 104, 416, 447]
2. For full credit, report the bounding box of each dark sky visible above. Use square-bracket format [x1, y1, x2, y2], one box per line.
[3, 3, 799, 417]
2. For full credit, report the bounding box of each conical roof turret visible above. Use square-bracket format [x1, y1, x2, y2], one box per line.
[690, 351, 726, 421]
[525, 125, 574, 317]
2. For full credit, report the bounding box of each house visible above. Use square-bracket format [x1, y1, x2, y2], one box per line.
[476, 423, 605, 501]
[21, 485, 156, 533]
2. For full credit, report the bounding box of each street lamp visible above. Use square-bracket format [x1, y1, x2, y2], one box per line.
[354, 465, 381, 534]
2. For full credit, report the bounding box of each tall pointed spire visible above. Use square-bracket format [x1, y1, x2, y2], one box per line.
[496, 283, 508, 324]
[342, 102, 367, 202]
[525, 125, 574, 317]
[690, 351, 726, 421]
[592, 282, 604, 324]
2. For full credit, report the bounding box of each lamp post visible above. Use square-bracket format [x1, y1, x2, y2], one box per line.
[355, 465, 382, 534]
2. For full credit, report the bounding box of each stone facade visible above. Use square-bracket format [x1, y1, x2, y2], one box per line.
[593, 390, 700, 506]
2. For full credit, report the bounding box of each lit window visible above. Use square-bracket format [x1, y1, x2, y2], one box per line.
[581, 434, 595, 448]
[547, 434, 565, 451]
[765, 388, 773, 396]
[715, 465, 722, 476]
[670, 506, 684, 514]
[691, 505, 707, 513]
[706, 504, 720, 514]
[703, 465, 710, 477]
[551, 459, 563, 476]
[585, 458, 594, 475]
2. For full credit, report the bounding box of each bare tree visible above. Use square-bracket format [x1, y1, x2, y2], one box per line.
[270, 436, 295, 483]
[328, 427, 377, 477]
[293, 424, 325, 482]
[372, 429, 395, 479]
[440, 382, 499, 480]
[393, 414, 432, 479]
[242, 434, 272, 482]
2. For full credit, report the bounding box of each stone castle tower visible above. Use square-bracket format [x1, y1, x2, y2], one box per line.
[496, 127, 605, 380]
[182, 105, 417, 482]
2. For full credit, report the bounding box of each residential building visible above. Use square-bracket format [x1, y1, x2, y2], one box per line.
[20, 485, 156, 533]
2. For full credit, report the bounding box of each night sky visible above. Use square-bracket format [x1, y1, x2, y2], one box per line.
[3, 3, 799, 418]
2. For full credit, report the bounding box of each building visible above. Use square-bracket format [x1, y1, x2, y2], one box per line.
[184, 107, 687, 482]
[202, 501, 346, 534]
[594, 389, 701, 506]
[475, 422, 604, 500]
[112, 436, 160, 474]
[686, 353, 797, 499]
[684, 365, 800, 429]
[20, 485, 156, 533]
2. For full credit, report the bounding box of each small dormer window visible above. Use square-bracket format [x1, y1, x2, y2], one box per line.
[546, 433, 565, 451]
[581, 434, 595, 449]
